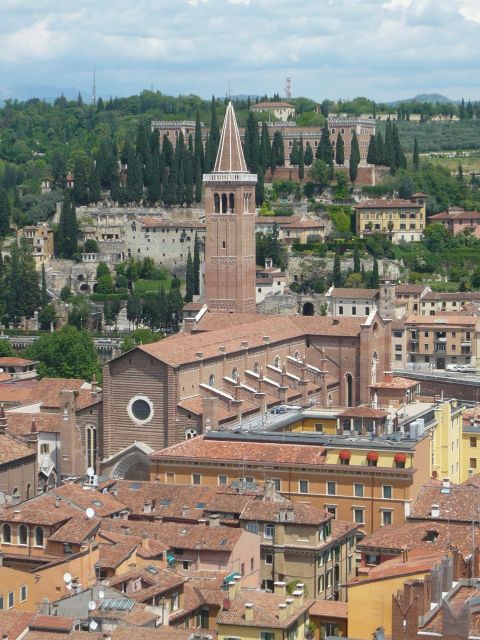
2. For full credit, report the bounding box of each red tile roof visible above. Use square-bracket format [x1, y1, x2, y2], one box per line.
[52, 484, 129, 518]
[150, 435, 327, 466]
[355, 199, 422, 209]
[410, 482, 480, 523]
[134, 217, 205, 229]
[0, 357, 37, 366]
[329, 288, 379, 299]
[0, 434, 35, 465]
[309, 600, 348, 618]
[348, 549, 443, 584]
[217, 590, 313, 629]
[48, 516, 101, 544]
[339, 405, 388, 419]
[97, 541, 137, 569]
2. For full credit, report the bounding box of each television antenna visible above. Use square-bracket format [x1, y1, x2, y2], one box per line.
[284, 76, 292, 99]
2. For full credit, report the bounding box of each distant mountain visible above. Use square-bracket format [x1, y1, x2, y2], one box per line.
[389, 93, 455, 106]
[0, 84, 88, 103]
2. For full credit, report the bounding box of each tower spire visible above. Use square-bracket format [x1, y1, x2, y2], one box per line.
[213, 102, 247, 173]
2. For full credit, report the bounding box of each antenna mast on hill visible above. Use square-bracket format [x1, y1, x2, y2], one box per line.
[284, 76, 292, 100]
[92, 67, 97, 105]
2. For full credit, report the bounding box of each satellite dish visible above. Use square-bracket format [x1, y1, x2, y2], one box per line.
[86, 467, 95, 476]
[63, 572, 72, 584]
[89, 621, 98, 631]
[85, 507, 95, 519]
[88, 600, 97, 611]
[98, 590, 105, 599]
[66, 583, 72, 591]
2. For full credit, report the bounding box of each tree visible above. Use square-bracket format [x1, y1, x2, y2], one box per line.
[121, 328, 159, 352]
[259, 122, 271, 173]
[335, 132, 345, 166]
[60, 285, 72, 301]
[255, 169, 265, 206]
[126, 149, 143, 203]
[193, 232, 200, 296]
[126, 292, 142, 327]
[316, 122, 334, 178]
[349, 131, 360, 182]
[413, 137, 420, 171]
[0, 188, 11, 238]
[88, 165, 101, 203]
[205, 96, 220, 172]
[271, 131, 285, 168]
[332, 249, 342, 287]
[370, 257, 379, 289]
[72, 156, 90, 206]
[353, 244, 361, 273]
[56, 193, 78, 259]
[367, 135, 377, 165]
[23, 325, 100, 380]
[0, 339, 14, 357]
[194, 109, 204, 203]
[38, 304, 57, 330]
[4, 238, 40, 322]
[344, 272, 364, 288]
[304, 143, 313, 166]
[244, 111, 260, 173]
[298, 136, 305, 180]
[289, 140, 300, 166]
[308, 159, 330, 190]
[185, 251, 194, 303]
[84, 239, 99, 253]
[40, 263, 49, 306]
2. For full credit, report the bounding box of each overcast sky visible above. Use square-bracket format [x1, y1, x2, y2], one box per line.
[1, 0, 479, 102]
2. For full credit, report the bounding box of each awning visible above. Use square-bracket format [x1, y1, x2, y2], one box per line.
[224, 572, 241, 584]
[167, 553, 176, 565]
[339, 450, 351, 461]
[394, 452, 407, 463]
[367, 451, 379, 462]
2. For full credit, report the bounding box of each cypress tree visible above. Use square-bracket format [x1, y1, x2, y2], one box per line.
[304, 142, 313, 166]
[413, 137, 420, 171]
[41, 263, 49, 306]
[0, 188, 11, 239]
[367, 134, 377, 165]
[88, 165, 101, 203]
[272, 131, 285, 168]
[185, 251, 194, 302]
[316, 122, 334, 166]
[371, 258, 379, 289]
[127, 149, 143, 203]
[193, 232, 200, 295]
[298, 136, 305, 180]
[6, 239, 40, 322]
[194, 109, 204, 203]
[259, 122, 271, 173]
[147, 150, 161, 204]
[375, 131, 385, 165]
[353, 245, 361, 273]
[205, 96, 220, 172]
[335, 132, 345, 166]
[349, 131, 360, 182]
[56, 193, 78, 259]
[393, 123, 406, 170]
[332, 249, 342, 287]
[162, 169, 177, 206]
[460, 98, 465, 120]
[384, 121, 395, 173]
[184, 150, 194, 207]
[244, 111, 260, 173]
[72, 156, 90, 205]
[255, 169, 265, 206]
[162, 135, 175, 168]
[289, 140, 300, 166]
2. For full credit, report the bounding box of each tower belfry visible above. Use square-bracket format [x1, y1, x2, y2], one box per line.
[203, 102, 257, 314]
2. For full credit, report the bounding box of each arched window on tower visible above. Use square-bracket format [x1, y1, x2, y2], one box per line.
[214, 193, 220, 214]
[221, 193, 228, 214]
[243, 193, 249, 213]
[86, 425, 97, 473]
[229, 193, 235, 213]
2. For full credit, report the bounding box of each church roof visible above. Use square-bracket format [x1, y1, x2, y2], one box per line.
[213, 101, 248, 173]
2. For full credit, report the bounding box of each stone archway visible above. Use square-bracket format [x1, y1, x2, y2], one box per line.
[302, 301, 315, 316]
[110, 450, 151, 480]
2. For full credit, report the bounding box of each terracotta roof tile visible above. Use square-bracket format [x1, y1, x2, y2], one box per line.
[239, 498, 331, 526]
[309, 600, 348, 618]
[0, 433, 35, 465]
[108, 566, 187, 601]
[29, 614, 78, 632]
[0, 611, 36, 639]
[0, 494, 77, 526]
[97, 541, 137, 569]
[52, 484, 129, 517]
[410, 482, 480, 523]
[348, 549, 443, 584]
[421, 585, 480, 635]
[355, 199, 422, 209]
[48, 516, 101, 544]
[329, 288, 379, 299]
[150, 435, 327, 466]
[369, 376, 419, 390]
[405, 314, 479, 327]
[395, 284, 429, 295]
[5, 412, 60, 435]
[217, 590, 313, 629]
[339, 405, 388, 419]
[0, 357, 37, 366]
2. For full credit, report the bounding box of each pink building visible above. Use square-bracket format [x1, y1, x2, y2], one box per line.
[429, 206, 480, 237]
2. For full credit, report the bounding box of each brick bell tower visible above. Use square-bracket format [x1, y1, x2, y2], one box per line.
[203, 101, 257, 313]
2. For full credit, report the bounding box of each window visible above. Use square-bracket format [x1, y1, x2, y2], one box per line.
[40, 443, 49, 454]
[208, 374, 215, 387]
[0, 595, 3, 610]
[273, 355, 281, 368]
[470, 437, 477, 448]
[354, 483, 364, 497]
[339, 306, 343, 315]
[326, 505, 337, 517]
[327, 481, 336, 495]
[128, 396, 153, 424]
[20, 585, 27, 602]
[7, 592, 13, 609]
[317, 574, 325, 593]
[382, 485, 392, 499]
[326, 570, 332, 588]
[264, 524, 274, 539]
[218, 475, 228, 486]
[470, 458, 477, 469]
[381, 510, 393, 526]
[353, 508, 364, 524]
[18, 525, 28, 546]
[365, 307, 370, 315]
[2, 524, 11, 544]
[366, 554, 379, 565]
[315, 423, 324, 433]
[34, 526, 44, 547]
[231, 368, 239, 382]
[261, 633, 275, 640]
[348, 555, 353, 573]
[171, 592, 179, 611]
[395, 344, 402, 352]
[271, 478, 281, 491]
[240, 563, 245, 576]
[250, 557, 254, 572]
[299, 480, 309, 494]
[265, 553, 273, 565]
[192, 473, 201, 485]
[246, 522, 259, 534]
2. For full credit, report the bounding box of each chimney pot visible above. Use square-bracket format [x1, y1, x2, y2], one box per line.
[278, 604, 287, 621]
[274, 581, 286, 596]
[219, 345, 227, 353]
[285, 598, 294, 617]
[244, 603, 254, 622]
[262, 336, 270, 344]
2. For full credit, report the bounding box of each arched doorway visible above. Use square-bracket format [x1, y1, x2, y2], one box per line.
[346, 373, 353, 407]
[303, 301, 314, 316]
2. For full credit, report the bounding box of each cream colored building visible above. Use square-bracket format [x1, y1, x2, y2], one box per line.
[17, 223, 54, 270]
[251, 101, 295, 122]
[355, 195, 427, 243]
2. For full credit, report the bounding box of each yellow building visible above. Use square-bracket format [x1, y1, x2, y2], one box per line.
[347, 549, 443, 639]
[217, 580, 312, 640]
[354, 195, 426, 244]
[17, 223, 54, 270]
[460, 407, 480, 482]
[430, 399, 463, 484]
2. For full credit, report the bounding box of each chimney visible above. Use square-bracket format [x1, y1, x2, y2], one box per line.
[244, 603, 254, 622]
[103, 635, 112, 640]
[182, 505, 189, 518]
[219, 346, 227, 354]
[383, 371, 394, 383]
[442, 478, 450, 490]
[262, 336, 270, 344]
[285, 598, 294, 617]
[228, 580, 236, 601]
[278, 604, 287, 621]
[195, 352, 203, 359]
[31, 417, 37, 433]
[241, 341, 249, 349]
[431, 504, 440, 518]
[141, 533, 149, 551]
[292, 590, 303, 608]
[0, 404, 7, 435]
[55, 496, 61, 509]
[91, 373, 98, 396]
[295, 585, 305, 606]
[209, 514, 220, 528]
[274, 581, 286, 596]
[234, 575, 242, 596]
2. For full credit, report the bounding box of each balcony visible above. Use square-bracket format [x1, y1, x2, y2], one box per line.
[435, 337, 447, 343]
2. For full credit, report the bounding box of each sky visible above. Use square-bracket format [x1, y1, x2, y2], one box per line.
[0, 0, 479, 103]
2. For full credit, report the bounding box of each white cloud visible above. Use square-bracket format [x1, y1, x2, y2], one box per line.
[0, 0, 477, 101]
